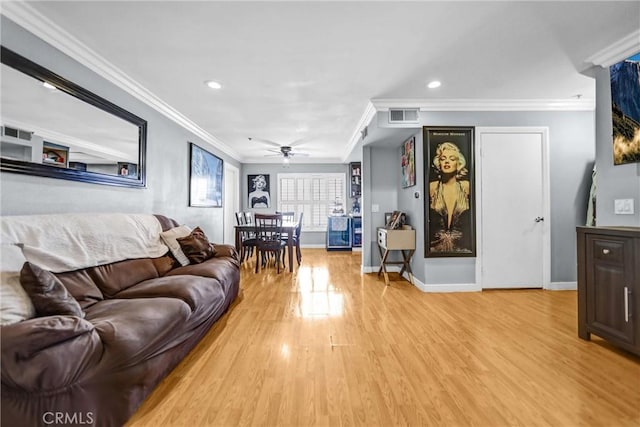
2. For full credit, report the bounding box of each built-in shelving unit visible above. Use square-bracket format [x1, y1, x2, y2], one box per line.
[350, 162, 361, 198]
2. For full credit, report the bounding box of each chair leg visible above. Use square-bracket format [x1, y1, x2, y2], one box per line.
[296, 244, 301, 265]
[255, 249, 260, 273]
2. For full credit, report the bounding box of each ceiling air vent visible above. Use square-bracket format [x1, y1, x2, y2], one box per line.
[1, 125, 33, 141]
[389, 109, 419, 124]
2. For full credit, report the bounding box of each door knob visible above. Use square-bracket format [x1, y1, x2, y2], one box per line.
[534, 217, 544, 222]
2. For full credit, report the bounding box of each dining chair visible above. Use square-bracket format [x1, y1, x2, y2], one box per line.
[277, 211, 304, 267]
[235, 212, 257, 263]
[254, 213, 287, 273]
[276, 211, 296, 244]
[291, 212, 304, 265]
[243, 211, 255, 225]
[276, 211, 296, 222]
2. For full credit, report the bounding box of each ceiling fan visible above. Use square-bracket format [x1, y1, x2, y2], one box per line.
[248, 137, 310, 163]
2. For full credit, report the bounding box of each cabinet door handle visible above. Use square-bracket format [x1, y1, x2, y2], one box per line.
[624, 287, 630, 323]
[603, 249, 610, 254]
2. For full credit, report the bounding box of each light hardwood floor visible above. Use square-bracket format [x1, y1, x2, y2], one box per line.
[128, 249, 640, 426]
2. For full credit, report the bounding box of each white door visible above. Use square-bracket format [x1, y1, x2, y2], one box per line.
[223, 163, 240, 245]
[477, 128, 549, 289]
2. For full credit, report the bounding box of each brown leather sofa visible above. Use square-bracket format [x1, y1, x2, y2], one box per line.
[1, 215, 240, 427]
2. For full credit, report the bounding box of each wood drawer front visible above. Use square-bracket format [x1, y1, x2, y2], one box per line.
[590, 237, 627, 265]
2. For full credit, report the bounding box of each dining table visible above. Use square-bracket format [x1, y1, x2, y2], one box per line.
[234, 219, 299, 272]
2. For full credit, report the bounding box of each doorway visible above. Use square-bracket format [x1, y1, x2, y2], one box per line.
[476, 127, 550, 289]
[223, 163, 240, 246]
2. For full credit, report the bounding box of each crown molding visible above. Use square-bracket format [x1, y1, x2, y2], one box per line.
[243, 156, 343, 165]
[585, 29, 640, 68]
[371, 98, 595, 112]
[1, 2, 241, 161]
[341, 101, 377, 162]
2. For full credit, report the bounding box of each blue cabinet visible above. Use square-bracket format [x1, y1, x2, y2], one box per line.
[326, 216, 351, 250]
[351, 216, 362, 248]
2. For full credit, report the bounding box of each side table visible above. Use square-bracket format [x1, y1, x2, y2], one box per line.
[377, 227, 416, 286]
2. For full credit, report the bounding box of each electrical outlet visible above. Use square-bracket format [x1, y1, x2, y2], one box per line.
[614, 199, 634, 215]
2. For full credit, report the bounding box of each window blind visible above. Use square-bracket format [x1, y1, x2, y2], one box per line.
[277, 173, 346, 232]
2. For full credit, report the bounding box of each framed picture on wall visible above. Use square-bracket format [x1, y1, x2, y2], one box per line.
[401, 136, 416, 188]
[248, 174, 271, 208]
[610, 52, 640, 165]
[189, 142, 223, 207]
[423, 126, 476, 257]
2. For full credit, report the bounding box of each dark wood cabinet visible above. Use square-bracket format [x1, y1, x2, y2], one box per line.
[577, 226, 640, 356]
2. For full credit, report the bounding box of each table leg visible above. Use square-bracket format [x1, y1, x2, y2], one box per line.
[378, 247, 391, 286]
[377, 244, 385, 276]
[288, 236, 294, 272]
[401, 250, 415, 285]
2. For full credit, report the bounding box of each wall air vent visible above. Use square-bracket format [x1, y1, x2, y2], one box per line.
[360, 126, 368, 140]
[1, 125, 33, 141]
[388, 109, 419, 124]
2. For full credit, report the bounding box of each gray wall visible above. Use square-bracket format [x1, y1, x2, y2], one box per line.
[0, 18, 241, 242]
[241, 162, 350, 246]
[594, 66, 640, 226]
[364, 110, 596, 285]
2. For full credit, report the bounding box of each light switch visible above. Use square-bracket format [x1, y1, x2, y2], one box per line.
[614, 199, 634, 215]
[371, 204, 380, 213]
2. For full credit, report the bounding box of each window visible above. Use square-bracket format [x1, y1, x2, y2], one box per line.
[277, 173, 347, 232]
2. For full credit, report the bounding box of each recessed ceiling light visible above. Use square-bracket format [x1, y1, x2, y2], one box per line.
[427, 80, 441, 89]
[43, 81, 56, 90]
[205, 80, 222, 90]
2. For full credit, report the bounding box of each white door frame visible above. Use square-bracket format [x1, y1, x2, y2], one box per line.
[475, 127, 551, 289]
[223, 162, 240, 245]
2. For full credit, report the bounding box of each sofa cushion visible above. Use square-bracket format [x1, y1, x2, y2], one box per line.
[160, 225, 192, 266]
[84, 297, 192, 369]
[88, 258, 160, 298]
[152, 255, 176, 276]
[165, 255, 240, 297]
[176, 227, 215, 264]
[55, 269, 104, 310]
[1, 244, 36, 325]
[20, 262, 84, 318]
[115, 275, 226, 323]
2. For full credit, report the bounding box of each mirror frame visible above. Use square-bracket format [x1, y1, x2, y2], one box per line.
[1, 46, 147, 188]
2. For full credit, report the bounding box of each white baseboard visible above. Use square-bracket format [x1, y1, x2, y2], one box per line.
[416, 282, 481, 293]
[547, 281, 577, 290]
[362, 266, 480, 293]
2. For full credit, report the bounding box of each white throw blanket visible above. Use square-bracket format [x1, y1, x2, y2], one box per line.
[0, 213, 169, 273]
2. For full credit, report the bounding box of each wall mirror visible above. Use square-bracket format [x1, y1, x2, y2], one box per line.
[0, 46, 147, 187]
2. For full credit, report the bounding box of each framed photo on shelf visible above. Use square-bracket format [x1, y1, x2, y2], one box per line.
[42, 141, 69, 168]
[385, 210, 405, 229]
[189, 142, 223, 207]
[423, 126, 476, 257]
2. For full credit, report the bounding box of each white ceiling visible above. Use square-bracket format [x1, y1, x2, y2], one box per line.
[6, 1, 640, 164]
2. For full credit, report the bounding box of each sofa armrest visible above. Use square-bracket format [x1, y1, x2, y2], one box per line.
[214, 244, 239, 262]
[1, 316, 102, 391]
